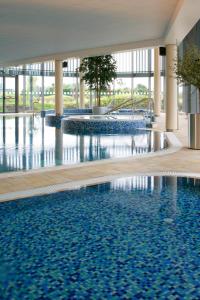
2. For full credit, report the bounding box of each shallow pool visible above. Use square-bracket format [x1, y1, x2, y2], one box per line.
[0, 116, 166, 173]
[0, 175, 200, 299]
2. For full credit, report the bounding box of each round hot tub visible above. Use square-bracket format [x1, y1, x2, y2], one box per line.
[62, 115, 147, 134]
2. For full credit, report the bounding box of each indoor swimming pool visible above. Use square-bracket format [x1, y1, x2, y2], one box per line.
[0, 115, 166, 173]
[0, 175, 199, 299]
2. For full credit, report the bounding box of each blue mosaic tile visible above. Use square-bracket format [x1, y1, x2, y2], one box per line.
[45, 115, 64, 128]
[45, 108, 93, 116]
[62, 118, 147, 134]
[0, 176, 200, 299]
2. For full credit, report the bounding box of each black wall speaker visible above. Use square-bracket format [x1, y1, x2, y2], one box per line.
[62, 61, 68, 68]
[159, 47, 166, 56]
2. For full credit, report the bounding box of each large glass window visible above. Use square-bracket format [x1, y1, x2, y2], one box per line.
[1, 48, 166, 112]
[0, 77, 3, 113]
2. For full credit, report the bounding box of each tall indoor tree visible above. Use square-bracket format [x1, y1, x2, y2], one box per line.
[79, 55, 117, 107]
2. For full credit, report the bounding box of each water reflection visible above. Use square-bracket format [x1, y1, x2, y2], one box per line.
[97, 175, 200, 221]
[110, 176, 178, 220]
[55, 128, 63, 165]
[0, 116, 167, 173]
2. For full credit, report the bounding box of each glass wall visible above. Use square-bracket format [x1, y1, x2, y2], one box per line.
[0, 77, 3, 113]
[0, 48, 165, 112]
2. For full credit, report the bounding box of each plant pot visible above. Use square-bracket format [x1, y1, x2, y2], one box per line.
[189, 113, 200, 149]
[92, 106, 108, 115]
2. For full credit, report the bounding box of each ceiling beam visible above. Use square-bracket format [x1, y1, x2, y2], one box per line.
[164, 0, 200, 45]
[1, 38, 163, 67]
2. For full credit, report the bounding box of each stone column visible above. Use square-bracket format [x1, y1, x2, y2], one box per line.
[41, 62, 45, 112]
[166, 44, 178, 131]
[154, 48, 161, 116]
[23, 65, 26, 112]
[79, 59, 85, 108]
[30, 76, 33, 111]
[55, 60, 63, 116]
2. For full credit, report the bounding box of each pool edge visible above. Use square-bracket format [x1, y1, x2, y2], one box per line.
[0, 131, 181, 180]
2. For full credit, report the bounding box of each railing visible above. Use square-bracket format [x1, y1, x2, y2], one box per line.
[105, 97, 154, 119]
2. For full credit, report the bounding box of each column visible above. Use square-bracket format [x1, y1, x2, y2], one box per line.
[166, 44, 178, 131]
[148, 49, 152, 99]
[79, 59, 85, 108]
[154, 48, 161, 116]
[3, 75, 5, 113]
[41, 62, 45, 111]
[23, 65, 26, 112]
[30, 76, 33, 111]
[55, 60, 63, 116]
[75, 75, 79, 108]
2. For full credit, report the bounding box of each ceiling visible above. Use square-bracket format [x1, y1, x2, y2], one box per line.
[0, 0, 187, 65]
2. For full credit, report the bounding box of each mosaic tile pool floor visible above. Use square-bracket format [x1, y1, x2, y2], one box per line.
[0, 176, 200, 299]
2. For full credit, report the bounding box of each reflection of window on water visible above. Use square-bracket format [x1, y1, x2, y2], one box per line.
[0, 115, 167, 173]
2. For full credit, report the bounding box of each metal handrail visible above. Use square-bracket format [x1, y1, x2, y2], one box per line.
[104, 97, 153, 115]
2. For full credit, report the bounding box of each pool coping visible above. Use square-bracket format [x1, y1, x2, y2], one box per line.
[1, 170, 200, 203]
[64, 115, 144, 122]
[0, 130, 190, 203]
[0, 131, 181, 180]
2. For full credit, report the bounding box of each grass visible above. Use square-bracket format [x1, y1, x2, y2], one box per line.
[1, 93, 154, 112]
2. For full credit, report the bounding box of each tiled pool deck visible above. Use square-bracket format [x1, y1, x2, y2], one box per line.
[0, 113, 200, 201]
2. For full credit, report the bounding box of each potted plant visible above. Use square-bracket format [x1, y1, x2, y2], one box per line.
[79, 55, 117, 114]
[175, 45, 200, 149]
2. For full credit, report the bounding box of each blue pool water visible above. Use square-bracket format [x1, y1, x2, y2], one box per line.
[0, 116, 166, 173]
[0, 175, 200, 299]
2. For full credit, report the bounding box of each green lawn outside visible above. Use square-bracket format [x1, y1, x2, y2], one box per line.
[0, 93, 163, 112]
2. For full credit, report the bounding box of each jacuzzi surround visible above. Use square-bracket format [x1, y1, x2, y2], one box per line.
[62, 114, 148, 134]
[45, 109, 152, 129]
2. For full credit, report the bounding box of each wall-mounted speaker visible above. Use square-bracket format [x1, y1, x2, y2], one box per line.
[62, 61, 68, 68]
[159, 47, 166, 56]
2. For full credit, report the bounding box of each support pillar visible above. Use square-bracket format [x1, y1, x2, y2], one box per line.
[154, 48, 161, 116]
[23, 65, 26, 112]
[3, 75, 5, 113]
[79, 59, 85, 108]
[148, 49, 152, 99]
[166, 44, 178, 131]
[30, 76, 33, 111]
[55, 60, 63, 116]
[41, 63, 45, 111]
